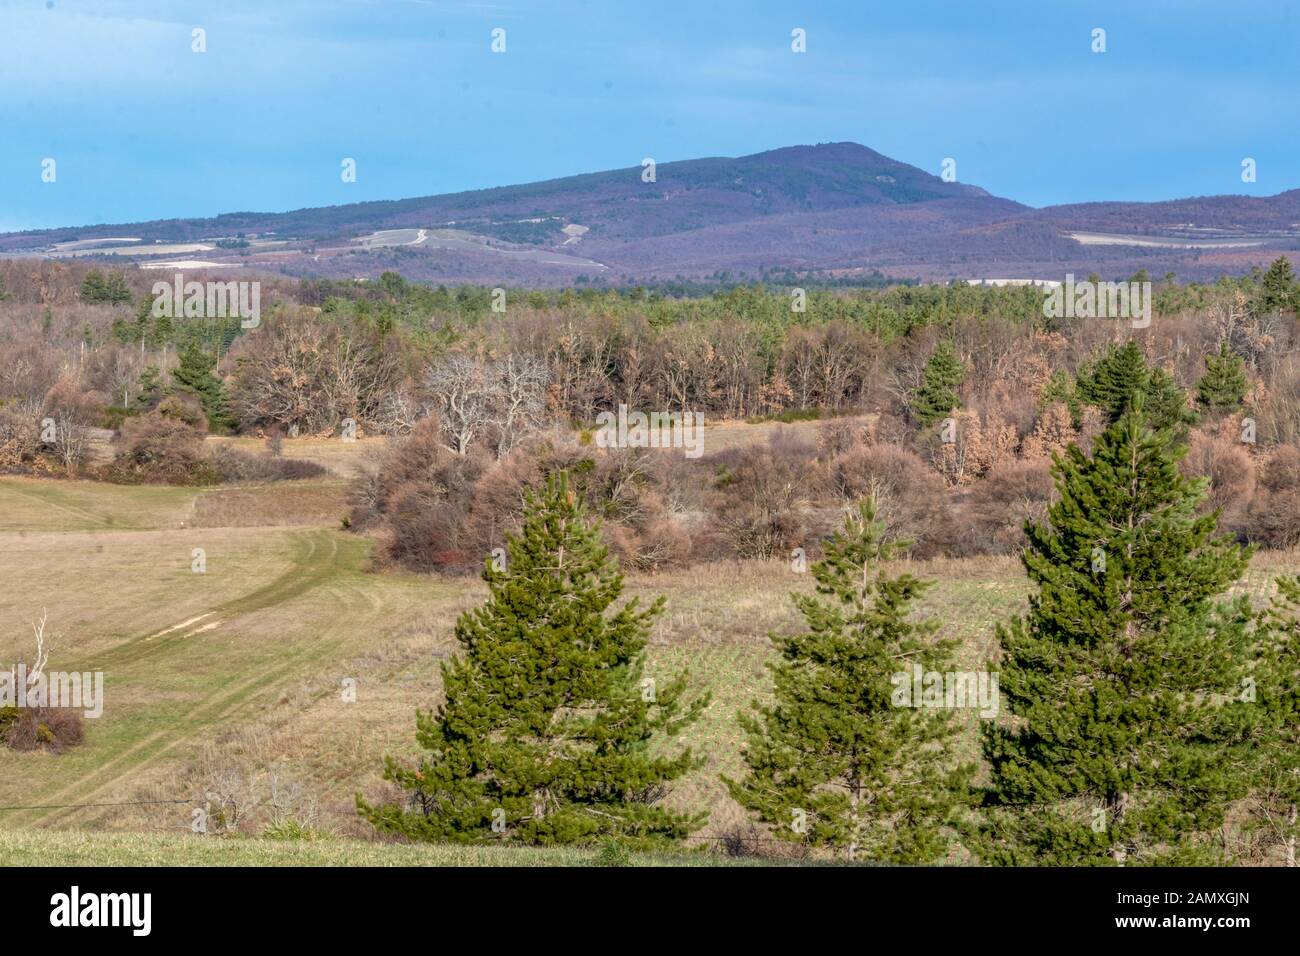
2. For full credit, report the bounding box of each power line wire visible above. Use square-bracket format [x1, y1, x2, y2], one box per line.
[0, 798, 190, 812]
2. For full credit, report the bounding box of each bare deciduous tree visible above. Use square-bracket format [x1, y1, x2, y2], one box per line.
[425, 355, 491, 455]
[373, 389, 427, 436]
[424, 354, 549, 457]
[7, 610, 54, 693]
[42, 378, 100, 474]
[228, 310, 401, 435]
[493, 355, 548, 456]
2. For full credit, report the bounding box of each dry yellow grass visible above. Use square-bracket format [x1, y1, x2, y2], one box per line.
[206, 435, 387, 478]
[2, 473, 1297, 857]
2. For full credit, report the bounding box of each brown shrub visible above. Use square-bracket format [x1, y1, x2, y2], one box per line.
[1021, 402, 1078, 460]
[457, 438, 585, 564]
[816, 418, 870, 458]
[865, 411, 911, 447]
[40, 378, 104, 474]
[964, 459, 1056, 554]
[352, 420, 695, 574]
[1254, 356, 1300, 446]
[358, 419, 488, 571]
[102, 412, 219, 485]
[1181, 431, 1255, 535]
[0, 403, 41, 473]
[157, 393, 208, 430]
[591, 451, 694, 570]
[3, 705, 85, 753]
[601, 486, 692, 571]
[382, 479, 476, 572]
[1246, 445, 1300, 548]
[207, 445, 327, 483]
[708, 430, 823, 560]
[827, 442, 955, 557]
[465, 442, 692, 571]
[922, 408, 1019, 487]
[712, 823, 810, 861]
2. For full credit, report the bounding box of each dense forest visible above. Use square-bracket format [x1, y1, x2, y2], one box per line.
[1, 257, 1298, 570]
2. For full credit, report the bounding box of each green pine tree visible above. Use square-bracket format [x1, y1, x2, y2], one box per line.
[1041, 369, 1083, 427]
[1248, 576, 1300, 865]
[1257, 256, 1297, 314]
[111, 316, 135, 345]
[980, 403, 1255, 865]
[1076, 341, 1193, 434]
[150, 313, 174, 350]
[133, 366, 164, 413]
[79, 269, 108, 303]
[358, 473, 708, 847]
[171, 343, 231, 431]
[135, 292, 153, 330]
[725, 500, 973, 862]
[102, 271, 133, 306]
[913, 340, 966, 427]
[1196, 342, 1249, 413]
[1144, 366, 1194, 434]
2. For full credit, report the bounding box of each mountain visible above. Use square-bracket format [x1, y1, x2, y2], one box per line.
[2, 143, 1298, 285]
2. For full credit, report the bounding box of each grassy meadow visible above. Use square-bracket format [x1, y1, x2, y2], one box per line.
[0, 435, 1295, 865]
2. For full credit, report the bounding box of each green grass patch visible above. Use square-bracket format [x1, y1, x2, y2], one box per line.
[0, 830, 777, 867]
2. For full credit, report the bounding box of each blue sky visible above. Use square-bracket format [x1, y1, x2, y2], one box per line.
[1, 0, 1296, 231]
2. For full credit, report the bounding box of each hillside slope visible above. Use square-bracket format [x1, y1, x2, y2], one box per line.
[2, 142, 1297, 284]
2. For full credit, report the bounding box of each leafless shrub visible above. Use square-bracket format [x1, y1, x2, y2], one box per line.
[208, 445, 327, 483]
[102, 412, 219, 485]
[709, 430, 821, 560]
[827, 441, 953, 557]
[1255, 355, 1300, 447]
[2, 611, 85, 754]
[0, 401, 41, 473]
[41, 378, 103, 474]
[355, 418, 488, 570]
[1246, 445, 1300, 548]
[711, 824, 810, 861]
[4, 706, 85, 753]
[197, 754, 257, 836]
[964, 459, 1056, 554]
[1181, 430, 1255, 535]
[156, 392, 207, 430]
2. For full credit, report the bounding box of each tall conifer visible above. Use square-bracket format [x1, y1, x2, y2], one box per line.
[726, 500, 972, 862]
[981, 404, 1254, 864]
[1250, 576, 1300, 865]
[1196, 342, 1249, 413]
[360, 473, 707, 846]
[913, 341, 966, 427]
